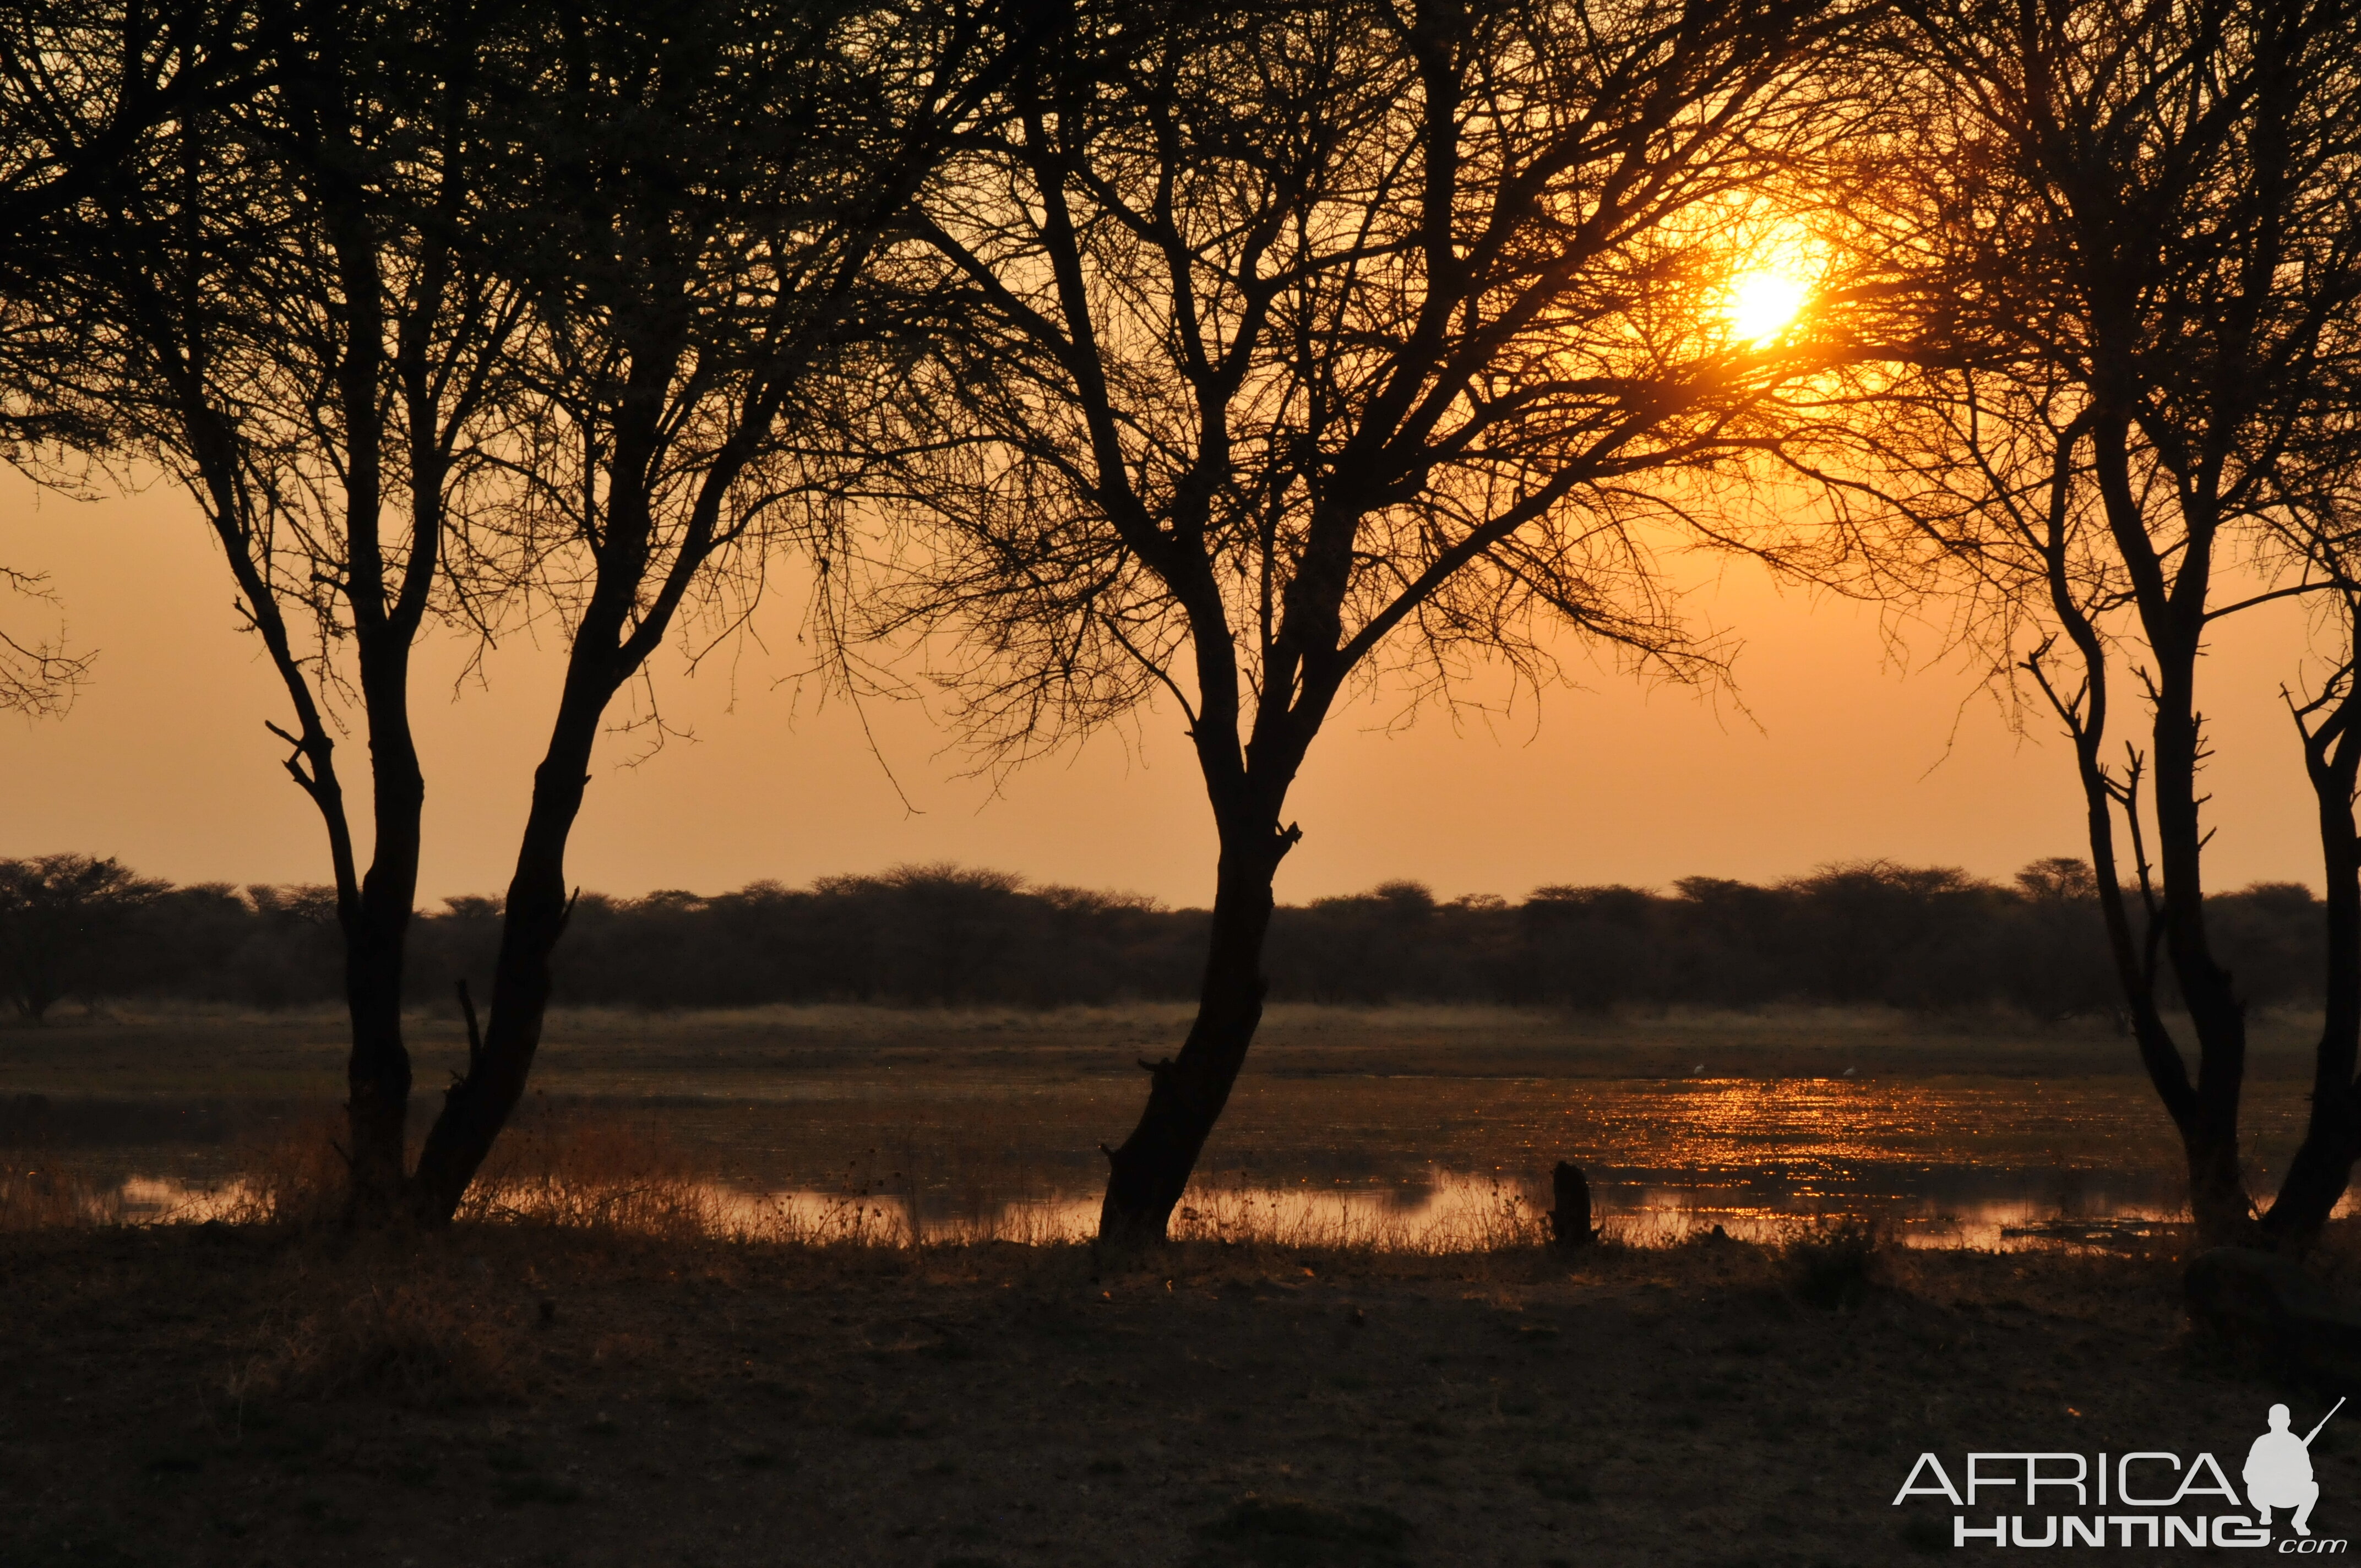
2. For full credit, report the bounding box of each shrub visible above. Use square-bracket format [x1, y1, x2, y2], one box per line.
[1782, 1216, 1884, 1310]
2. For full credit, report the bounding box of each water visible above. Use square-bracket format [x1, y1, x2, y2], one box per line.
[13, 1069, 2334, 1249]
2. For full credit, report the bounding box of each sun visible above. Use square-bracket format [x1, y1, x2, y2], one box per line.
[1723, 267, 1810, 346]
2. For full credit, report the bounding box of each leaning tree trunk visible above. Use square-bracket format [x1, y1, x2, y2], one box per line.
[2257, 678, 2361, 1253]
[1098, 827, 1293, 1244]
[407, 667, 610, 1225]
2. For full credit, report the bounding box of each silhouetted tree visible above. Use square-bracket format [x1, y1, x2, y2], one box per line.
[0, 854, 164, 1019]
[2008, 857, 2124, 1021]
[32, 849, 2313, 1016]
[0, 2, 263, 745]
[1825, 0, 2361, 1247]
[404, 0, 1043, 1224]
[71, 0, 540, 1215]
[0, 0, 264, 453]
[122, 881, 342, 1004]
[2270, 563, 2361, 1247]
[879, 0, 1871, 1239]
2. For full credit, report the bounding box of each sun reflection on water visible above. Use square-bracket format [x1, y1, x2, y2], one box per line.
[44, 1070, 2348, 1253]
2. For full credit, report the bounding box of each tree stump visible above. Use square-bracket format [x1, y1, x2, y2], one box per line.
[1549, 1161, 1596, 1250]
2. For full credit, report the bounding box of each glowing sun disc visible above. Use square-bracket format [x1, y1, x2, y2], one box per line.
[1725, 269, 1809, 345]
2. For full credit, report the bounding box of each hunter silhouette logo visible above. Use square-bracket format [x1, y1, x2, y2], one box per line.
[1893, 1401, 2350, 1550]
[2250, 1400, 2341, 1538]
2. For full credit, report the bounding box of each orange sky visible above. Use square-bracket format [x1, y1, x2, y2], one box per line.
[0, 467, 2330, 907]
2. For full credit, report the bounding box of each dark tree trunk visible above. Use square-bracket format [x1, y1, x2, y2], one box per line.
[2185, 1131, 2259, 1248]
[341, 894, 415, 1217]
[2258, 679, 2361, 1253]
[316, 140, 429, 1224]
[340, 662, 423, 1219]
[2082, 420, 2260, 1249]
[2151, 662, 2259, 1247]
[1098, 830, 1291, 1244]
[401, 324, 674, 1227]
[408, 677, 606, 1225]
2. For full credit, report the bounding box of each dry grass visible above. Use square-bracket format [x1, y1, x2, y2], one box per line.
[0, 1160, 122, 1229]
[12, 1112, 1557, 1254]
[0, 1001, 2317, 1263]
[456, 1119, 725, 1238]
[1166, 1173, 1551, 1253]
[226, 1264, 535, 1409]
[1777, 1215, 1889, 1309]
[219, 1118, 350, 1226]
[0, 1109, 2168, 1264]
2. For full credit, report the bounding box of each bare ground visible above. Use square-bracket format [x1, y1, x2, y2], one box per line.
[1, 1224, 2344, 1568]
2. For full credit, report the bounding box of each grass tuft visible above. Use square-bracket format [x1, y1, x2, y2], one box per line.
[1780, 1216, 1885, 1310]
[229, 1268, 531, 1409]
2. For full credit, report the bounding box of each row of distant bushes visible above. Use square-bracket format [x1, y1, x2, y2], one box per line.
[0, 853, 2330, 1020]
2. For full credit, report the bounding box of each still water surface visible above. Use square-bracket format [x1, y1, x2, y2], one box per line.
[18, 1068, 2338, 1249]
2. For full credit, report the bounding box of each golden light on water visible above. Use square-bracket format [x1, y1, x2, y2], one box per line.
[1724, 266, 1810, 345]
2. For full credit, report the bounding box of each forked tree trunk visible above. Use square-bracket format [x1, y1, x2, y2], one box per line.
[388, 0, 1020, 1224]
[1099, 830, 1292, 1244]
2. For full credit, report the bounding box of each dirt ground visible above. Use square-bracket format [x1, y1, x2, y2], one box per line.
[2, 1223, 2347, 1568]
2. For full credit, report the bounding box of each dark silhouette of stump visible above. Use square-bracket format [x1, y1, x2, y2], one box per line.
[1550, 1161, 1596, 1250]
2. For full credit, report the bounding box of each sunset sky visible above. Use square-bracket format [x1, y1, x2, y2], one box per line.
[0, 465, 2330, 908]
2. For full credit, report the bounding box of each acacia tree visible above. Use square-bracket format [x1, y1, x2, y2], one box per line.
[79, 0, 534, 1213]
[0, 0, 263, 451]
[2254, 402, 2361, 1248]
[1808, 0, 2361, 1248]
[404, 0, 1035, 1222]
[0, 853, 164, 1020]
[0, 1, 265, 728]
[880, 0, 1862, 1241]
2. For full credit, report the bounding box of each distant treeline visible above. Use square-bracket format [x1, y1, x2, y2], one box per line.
[0, 854, 2327, 1021]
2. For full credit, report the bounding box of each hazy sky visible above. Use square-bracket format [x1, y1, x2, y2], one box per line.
[0, 467, 2330, 907]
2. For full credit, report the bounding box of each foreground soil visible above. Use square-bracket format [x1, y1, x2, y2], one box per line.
[0, 1226, 2346, 1567]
